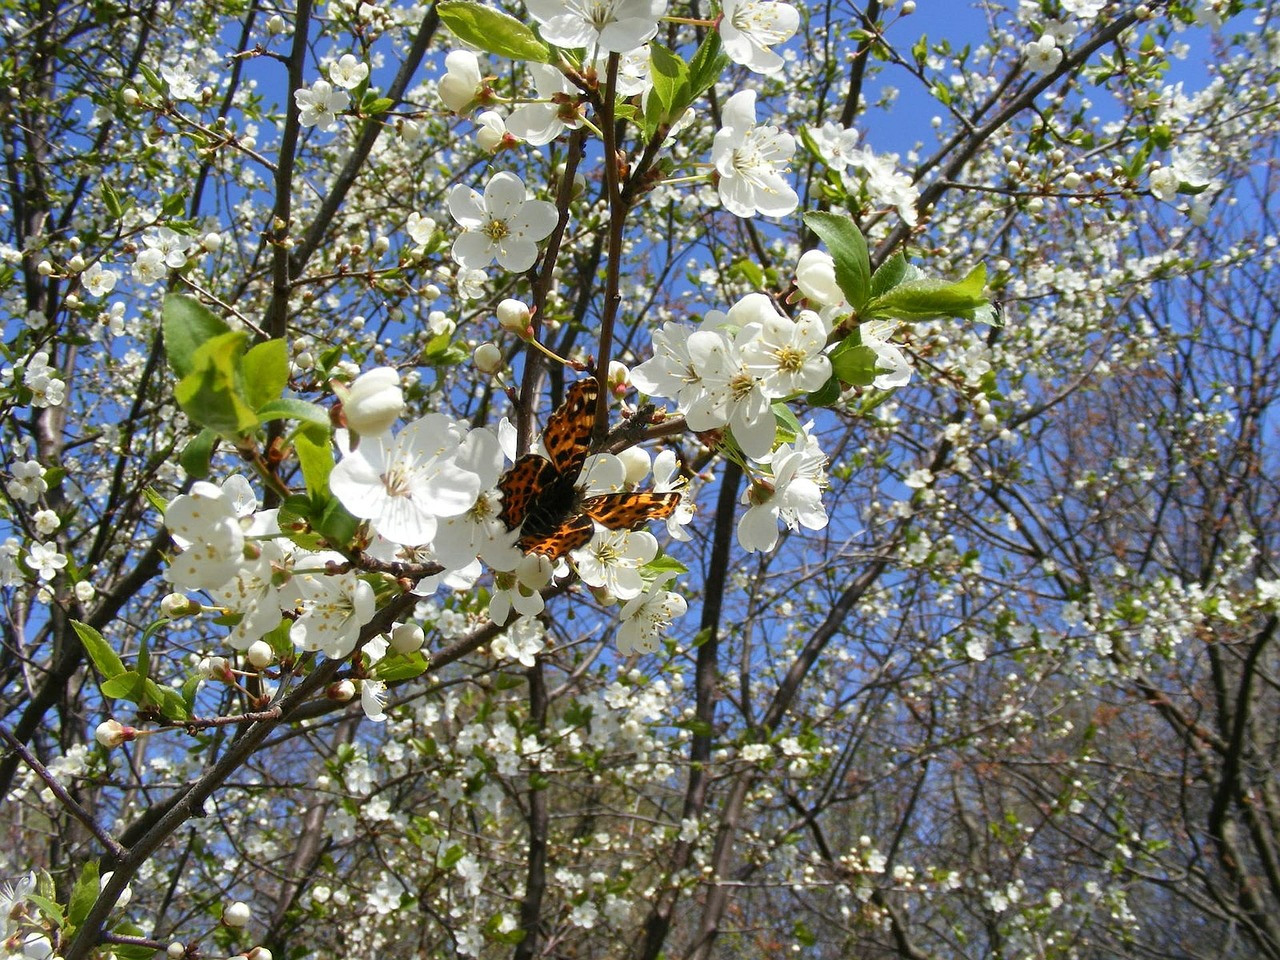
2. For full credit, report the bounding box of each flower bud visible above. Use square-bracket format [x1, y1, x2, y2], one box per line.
[247, 948, 273, 960]
[267, 14, 287, 34]
[199, 655, 231, 681]
[336, 366, 404, 437]
[389, 621, 426, 655]
[95, 719, 135, 749]
[75, 580, 96, 602]
[167, 943, 186, 959]
[328, 679, 356, 702]
[795, 250, 843, 306]
[122, 88, 140, 105]
[223, 900, 251, 928]
[496, 298, 532, 338]
[37, 260, 55, 276]
[473, 342, 503, 375]
[246, 640, 274, 669]
[617, 447, 651, 486]
[68, 254, 86, 272]
[607, 360, 630, 395]
[422, 283, 442, 302]
[202, 232, 223, 252]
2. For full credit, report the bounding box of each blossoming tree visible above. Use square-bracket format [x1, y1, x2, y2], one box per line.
[3, 0, 1280, 958]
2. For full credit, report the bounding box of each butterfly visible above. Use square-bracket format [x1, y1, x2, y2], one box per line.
[498, 377, 681, 560]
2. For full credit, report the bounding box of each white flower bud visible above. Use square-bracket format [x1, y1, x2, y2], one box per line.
[161, 592, 193, 616]
[329, 679, 356, 702]
[371, 236, 389, 257]
[337, 366, 404, 436]
[74, 580, 95, 602]
[902, 0, 915, 12]
[95, 720, 135, 748]
[294, 350, 314, 370]
[247, 948, 273, 960]
[167, 943, 186, 959]
[246, 640, 274, 669]
[617, 446, 651, 486]
[422, 283, 442, 302]
[202, 232, 223, 252]
[496, 298, 532, 338]
[37, 260, 55, 276]
[795, 250, 843, 306]
[100, 871, 133, 909]
[199, 655, 230, 681]
[267, 14, 287, 34]
[68, 254, 86, 272]
[473, 342, 503, 375]
[223, 900, 251, 928]
[389, 621, 426, 655]
[122, 87, 140, 105]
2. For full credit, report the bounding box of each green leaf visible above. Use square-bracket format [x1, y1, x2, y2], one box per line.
[829, 339, 880, 387]
[312, 496, 360, 548]
[439, 844, 465, 870]
[67, 861, 100, 929]
[648, 42, 689, 128]
[728, 258, 765, 289]
[646, 554, 689, 576]
[181, 674, 202, 713]
[863, 263, 988, 322]
[101, 671, 146, 703]
[109, 925, 157, 960]
[676, 718, 713, 737]
[294, 423, 335, 498]
[161, 192, 187, 219]
[163, 295, 231, 380]
[363, 96, 394, 115]
[73, 620, 125, 680]
[256, 398, 330, 428]
[102, 182, 123, 220]
[27, 894, 64, 926]
[806, 375, 842, 408]
[375, 651, 430, 683]
[870, 251, 908, 298]
[804, 212, 871, 311]
[686, 30, 727, 99]
[771, 401, 802, 441]
[437, 1, 551, 62]
[241, 338, 289, 410]
[178, 427, 220, 479]
[138, 61, 165, 95]
[174, 330, 260, 439]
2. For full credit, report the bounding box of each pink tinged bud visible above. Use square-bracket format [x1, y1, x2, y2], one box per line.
[795, 250, 843, 306]
[199, 656, 231, 681]
[473, 342, 503, 375]
[223, 900, 251, 928]
[337, 366, 404, 436]
[607, 360, 630, 395]
[95, 719, 135, 748]
[496, 298, 533, 338]
[389, 621, 426, 655]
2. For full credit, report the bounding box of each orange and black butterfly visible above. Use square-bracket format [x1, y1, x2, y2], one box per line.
[498, 378, 681, 560]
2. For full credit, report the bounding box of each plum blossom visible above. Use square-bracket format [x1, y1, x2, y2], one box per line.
[574, 528, 658, 600]
[719, 0, 799, 74]
[525, 0, 667, 54]
[329, 414, 484, 547]
[506, 63, 584, 146]
[807, 121, 860, 172]
[164, 480, 252, 590]
[26, 541, 67, 581]
[448, 172, 558, 273]
[860, 319, 912, 388]
[490, 553, 554, 624]
[81, 263, 118, 297]
[739, 299, 832, 397]
[491, 616, 546, 667]
[712, 90, 798, 218]
[617, 571, 687, 654]
[361, 679, 388, 721]
[288, 555, 376, 660]
[848, 148, 920, 226]
[1024, 34, 1063, 74]
[736, 422, 828, 552]
[295, 79, 350, 131]
[438, 50, 485, 114]
[329, 53, 369, 89]
[6, 460, 47, 503]
[335, 366, 404, 437]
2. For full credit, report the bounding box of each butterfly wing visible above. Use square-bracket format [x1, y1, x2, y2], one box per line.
[520, 513, 596, 559]
[540, 378, 598, 481]
[581, 492, 682, 531]
[498, 454, 560, 530]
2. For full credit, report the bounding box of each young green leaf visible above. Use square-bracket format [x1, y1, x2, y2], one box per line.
[437, 1, 551, 63]
[177, 427, 220, 479]
[803, 212, 871, 310]
[241, 338, 289, 410]
[173, 330, 260, 439]
[863, 263, 988, 322]
[163, 295, 231, 380]
[256, 398, 330, 428]
[73, 620, 125, 679]
[67, 861, 100, 929]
